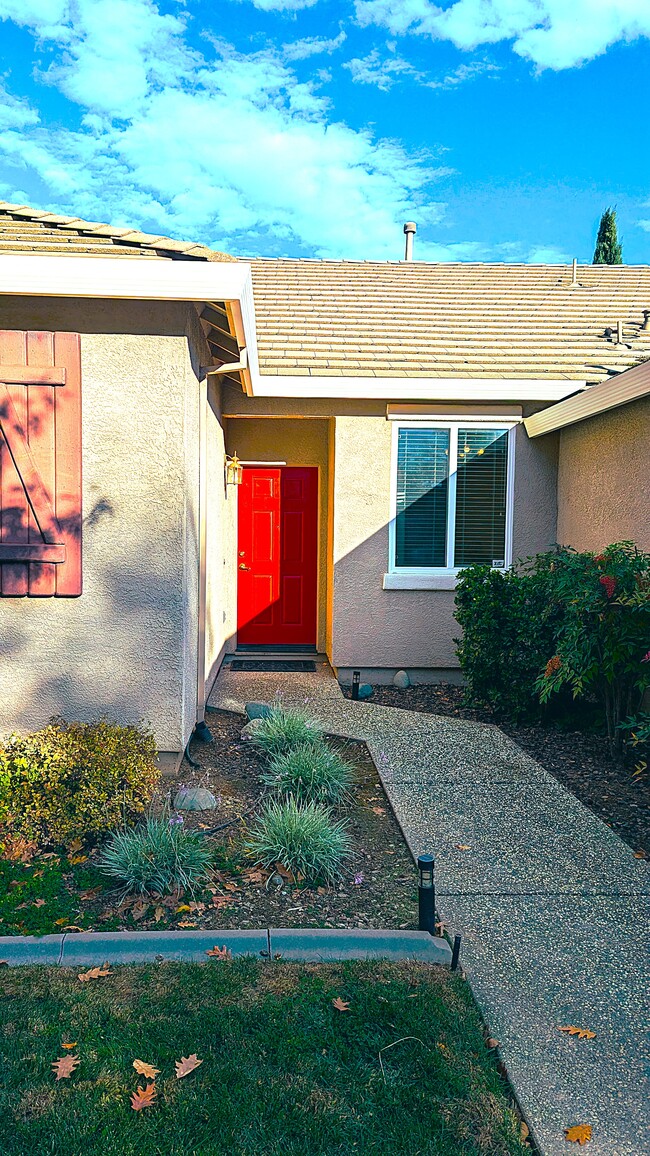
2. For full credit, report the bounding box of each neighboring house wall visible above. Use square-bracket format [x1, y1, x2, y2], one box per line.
[557, 397, 650, 552]
[0, 297, 201, 753]
[224, 417, 331, 652]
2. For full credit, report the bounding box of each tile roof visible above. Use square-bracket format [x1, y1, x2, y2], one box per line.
[248, 258, 650, 382]
[0, 202, 235, 262]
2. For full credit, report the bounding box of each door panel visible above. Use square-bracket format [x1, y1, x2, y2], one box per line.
[237, 466, 318, 646]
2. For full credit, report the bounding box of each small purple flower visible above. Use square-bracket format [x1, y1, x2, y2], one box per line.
[352, 872, 364, 886]
[168, 813, 184, 826]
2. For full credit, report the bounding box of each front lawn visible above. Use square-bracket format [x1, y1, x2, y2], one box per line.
[0, 959, 527, 1156]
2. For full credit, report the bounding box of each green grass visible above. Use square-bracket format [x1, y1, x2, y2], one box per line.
[0, 959, 526, 1156]
[0, 855, 110, 936]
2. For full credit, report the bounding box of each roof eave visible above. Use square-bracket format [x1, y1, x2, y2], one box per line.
[524, 359, 650, 437]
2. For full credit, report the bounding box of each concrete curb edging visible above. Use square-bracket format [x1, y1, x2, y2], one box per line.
[0, 928, 452, 968]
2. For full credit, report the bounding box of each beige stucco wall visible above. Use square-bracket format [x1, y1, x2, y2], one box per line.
[331, 414, 559, 673]
[204, 380, 238, 690]
[0, 297, 202, 753]
[224, 417, 330, 651]
[557, 397, 650, 551]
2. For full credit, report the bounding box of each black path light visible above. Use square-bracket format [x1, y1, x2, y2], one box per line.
[417, 853, 436, 934]
[351, 671, 360, 700]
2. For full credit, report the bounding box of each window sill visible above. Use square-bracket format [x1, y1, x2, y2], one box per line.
[383, 573, 458, 591]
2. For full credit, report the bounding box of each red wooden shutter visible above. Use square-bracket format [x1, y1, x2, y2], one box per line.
[0, 330, 82, 596]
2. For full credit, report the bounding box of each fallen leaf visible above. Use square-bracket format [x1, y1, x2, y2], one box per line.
[175, 1054, 203, 1079]
[154, 905, 165, 923]
[53, 918, 66, 927]
[520, 1121, 529, 1141]
[454, 844, 472, 851]
[133, 1059, 160, 1080]
[633, 850, 646, 859]
[557, 1026, 596, 1040]
[371, 806, 386, 816]
[485, 1037, 500, 1049]
[68, 855, 88, 865]
[52, 1055, 80, 1080]
[243, 869, 266, 883]
[32, 869, 44, 878]
[332, 997, 350, 1012]
[189, 901, 206, 912]
[131, 1084, 157, 1111]
[176, 904, 192, 913]
[210, 895, 232, 909]
[62, 925, 85, 933]
[79, 887, 103, 901]
[177, 921, 197, 929]
[61, 1041, 77, 1050]
[564, 1124, 592, 1144]
[78, 964, 113, 982]
[33, 898, 46, 908]
[68, 838, 84, 854]
[206, 945, 232, 959]
[0, 960, 9, 967]
[131, 901, 149, 922]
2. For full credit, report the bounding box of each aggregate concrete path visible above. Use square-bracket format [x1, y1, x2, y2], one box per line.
[209, 660, 650, 1156]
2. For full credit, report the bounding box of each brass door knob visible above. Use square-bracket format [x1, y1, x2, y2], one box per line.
[239, 563, 251, 570]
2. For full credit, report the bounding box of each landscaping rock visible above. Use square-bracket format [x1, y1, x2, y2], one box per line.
[173, 787, 219, 812]
[241, 718, 265, 741]
[245, 701, 272, 720]
[393, 670, 411, 689]
[358, 683, 373, 699]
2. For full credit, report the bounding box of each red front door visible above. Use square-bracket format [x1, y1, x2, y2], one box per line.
[237, 467, 318, 646]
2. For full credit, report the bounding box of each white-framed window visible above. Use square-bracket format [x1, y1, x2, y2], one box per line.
[387, 420, 517, 583]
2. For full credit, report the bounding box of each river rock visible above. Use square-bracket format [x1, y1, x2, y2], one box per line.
[245, 701, 272, 720]
[174, 787, 218, 812]
[393, 669, 411, 689]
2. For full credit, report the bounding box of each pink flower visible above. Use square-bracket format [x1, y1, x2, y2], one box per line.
[642, 650, 650, 663]
[599, 575, 617, 598]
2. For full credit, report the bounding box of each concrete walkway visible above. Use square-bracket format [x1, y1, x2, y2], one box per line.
[209, 660, 650, 1156]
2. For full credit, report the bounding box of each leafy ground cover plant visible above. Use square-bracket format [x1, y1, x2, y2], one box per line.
[536, 542, 650, 747]
[249, 704, 323, 760]
[244, 796, 353, 884]
[0, 959, 528, 1156]
[97, 817, 213, 896]
[0, 718, 159, 846]
[260, 741, 355, 805]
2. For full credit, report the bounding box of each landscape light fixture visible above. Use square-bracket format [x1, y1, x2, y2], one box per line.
[225, 452, 243, 486]
[417, 853, 436, 934]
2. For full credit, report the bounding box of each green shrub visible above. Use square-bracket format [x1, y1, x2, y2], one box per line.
[536, 542, 650, 746]
[244, 797, 353, 884]
[97, 817, 212, 896]
[260, 741, 355, 805]
[454, 561, 560, 722]
[0, 718, 159, 847]
[249, 705, 323, 760]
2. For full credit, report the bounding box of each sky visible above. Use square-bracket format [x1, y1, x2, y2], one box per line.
[0, 0, 648, 263]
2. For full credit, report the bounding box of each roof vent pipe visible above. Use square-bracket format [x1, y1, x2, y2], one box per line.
[617, 319, 624, 344]
[403, 221, 416, 261]
[643, 310, 650, 331]
[571, 258, 578, 285]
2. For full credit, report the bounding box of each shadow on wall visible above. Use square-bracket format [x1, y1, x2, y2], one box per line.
[0, 492, 196, 752]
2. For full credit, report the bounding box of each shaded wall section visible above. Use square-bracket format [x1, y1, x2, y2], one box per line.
[224, 417, 330, 652]
[557, 397, 650, 552]
[0, 297, 200, 752]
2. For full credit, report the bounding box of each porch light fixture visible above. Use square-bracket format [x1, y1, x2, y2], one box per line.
[225, 452, 243, 486]
[417, 853, 436, 935]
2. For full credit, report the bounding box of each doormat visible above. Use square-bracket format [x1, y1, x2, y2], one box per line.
[230, 660, 317, 672]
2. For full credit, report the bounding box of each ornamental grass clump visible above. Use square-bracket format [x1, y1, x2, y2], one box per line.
[0, 718, 159, 847]
[244, 797, 353, 884]
[249, 705, 323, 760]
[260, 741, 355, 805]
[97, 817, 213, 896]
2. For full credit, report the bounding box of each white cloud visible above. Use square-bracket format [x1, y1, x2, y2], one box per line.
[355, 0, 650, 70]
[0, 83, 40, 129]
[426, 59, 500, 88]
[525, 244, 572, 263]
[0, 2, 452, 259]
[282, 30, 347, 61]
[238, 0, 319, 10]
[344, 48, 422, 90]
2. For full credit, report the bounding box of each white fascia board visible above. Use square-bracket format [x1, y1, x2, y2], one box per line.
[250, 375, 587, 402]
[525, 361, 650, 437]
[0, 253, 251, 303]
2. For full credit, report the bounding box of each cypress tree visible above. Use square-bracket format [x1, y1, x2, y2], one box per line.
[593, 207, 623, 264]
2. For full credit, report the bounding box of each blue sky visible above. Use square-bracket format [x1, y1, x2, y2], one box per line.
[0, 0, 648, 262]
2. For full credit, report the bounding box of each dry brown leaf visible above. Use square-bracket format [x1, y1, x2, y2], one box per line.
[210, 895, 232, 909]
[33, 899, 46, 908]
[564, 1124, 592, 1144]
[68, 855, 88, 865]
[78, 964, 113, 982]
[52, 1054, 80, 1080]
[485, 1037, 500, 1049]
[63, 925, 85, 933]
[175, 1054, 203, 1079]
[243, 869, 266, 883]
[61, 1041, 77, 1050]
[131, 1084, 157, 1111]
[67, 838, 84, 853]
[557, 1026, 596, 1040]
[206, 945, 232, 959]
[79, 887, 103, 901]
[371, 806, 386, 816]
[189, 901, 206, 912]
[520, 1121, 530, 1141]
[177, 921, 197, 929]
[454, 844, 472, 851]
[133, 1059, 160, 1080]
[633, 850, 646, 859]
[131, 901, 149, 922]
[332, 997, 350, 1012]
[154, 905, 165, 924]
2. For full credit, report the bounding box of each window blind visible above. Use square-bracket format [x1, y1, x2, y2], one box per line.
[395, 428, 449, 567]
[454, 428, 508, 567]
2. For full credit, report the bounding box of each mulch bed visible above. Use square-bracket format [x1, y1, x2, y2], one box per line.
[349, 684, 649, 857]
